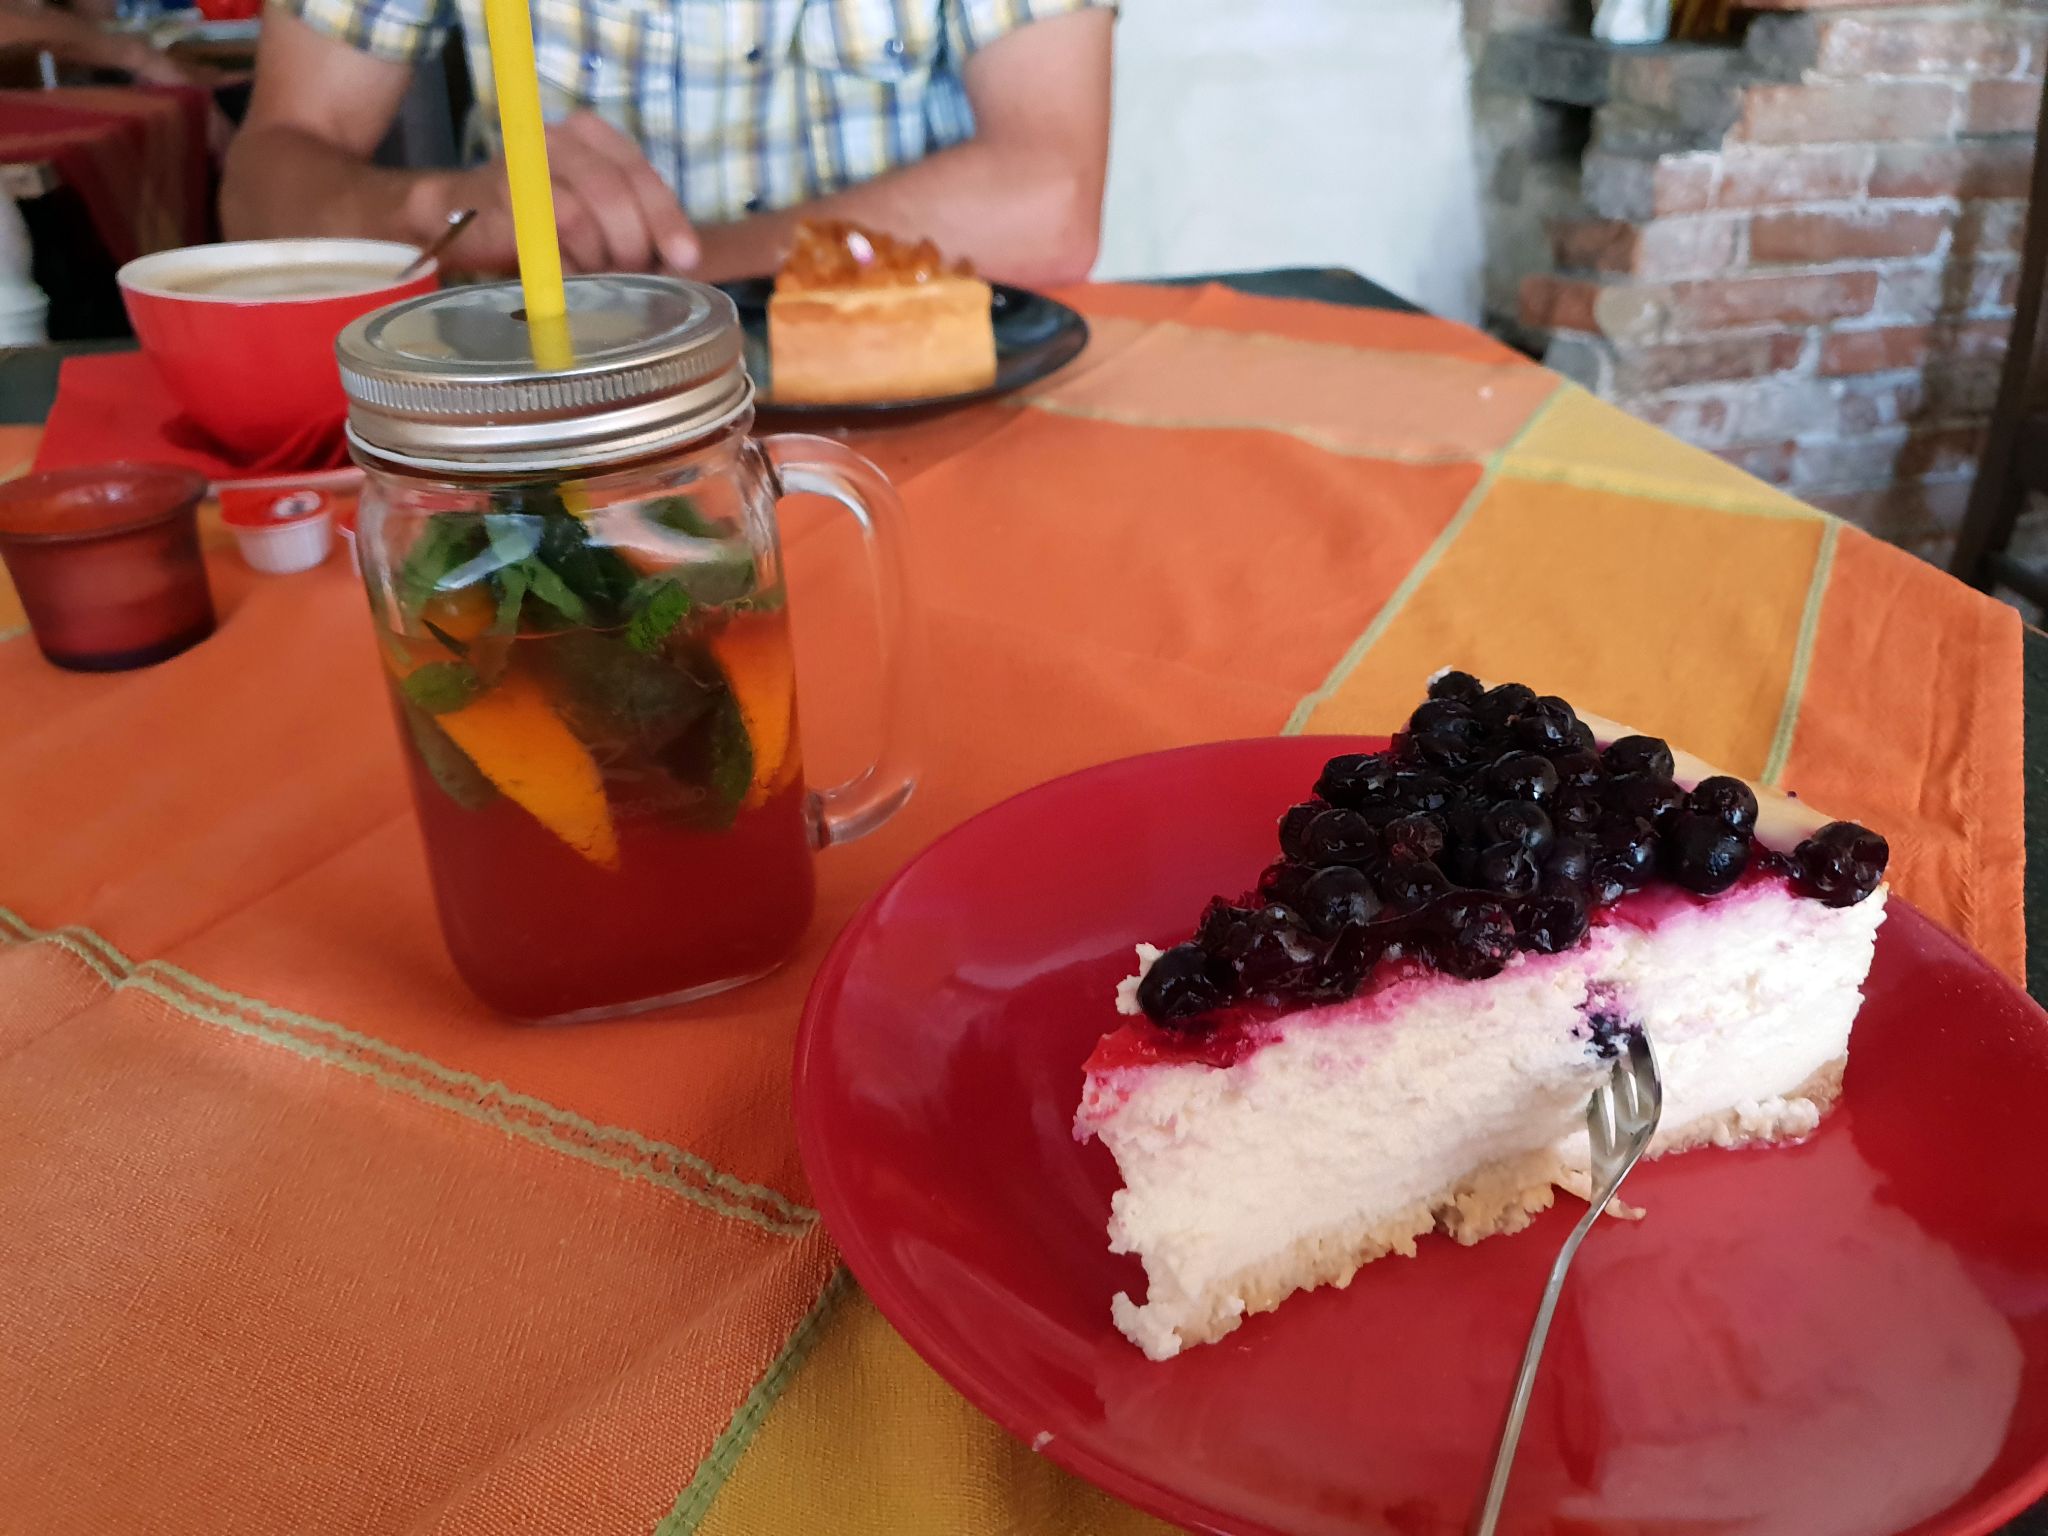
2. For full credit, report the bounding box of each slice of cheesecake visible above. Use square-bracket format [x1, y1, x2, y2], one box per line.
[1074, 673, 1890, 1361]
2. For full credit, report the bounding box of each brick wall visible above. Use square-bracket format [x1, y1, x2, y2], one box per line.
[1481, 1, 2044, 563]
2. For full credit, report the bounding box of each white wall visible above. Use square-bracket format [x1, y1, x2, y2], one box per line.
[1094, 0, 1487, 324]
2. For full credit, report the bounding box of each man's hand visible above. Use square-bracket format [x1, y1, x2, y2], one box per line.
[412, 112, 698, 275]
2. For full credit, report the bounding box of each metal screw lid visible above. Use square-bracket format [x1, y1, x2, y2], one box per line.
[335, 274, 751, 473]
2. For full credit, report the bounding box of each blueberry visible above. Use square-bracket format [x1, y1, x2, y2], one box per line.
[1477, 682, 1537, 724]
[1428, 669, 1485, 705]
[1689, 775, 1759, 832]
[1481, 800, 1553, 852]
[1486, 751, 1561, 804]
[1548, 748, 1604, 790]
[1429, 894, 1517, 980]
[1301, 864, 1382, 937]
[1551, 788, 1605, 832]
[1476, 842, 1540, 898]
[1394, 772, 1460, 815]
[1378, 859, 1450, 910]
[1598, 815, 1658, 879]
[1446, 798, 1488, 849]
[1218, 905, 1320, 997]
[1315, 753, 1399, 809]
[1542, 834, 1593, 888]
[1257, 860, 1315, 908]
[1196, 898, 1256, 953]
[1306, 807, 1377, 866]
[1383, 812, 1447, 863]
[1517, 889, 1590, 954]
[1665, 811, 1752, 895]
[1407, 701, 1489, 770]
[1318, 921, 1384, 995]
[1136, 943, 1223, 1025]
[1793, 821, 1888, 908]
[1604, 735, 1676, 780]
[1278, 800, 1326, 862]
[1610, 773, 1687, 826]
[1568, 720, 1597, 752]
[1510, 697, 1578, 753]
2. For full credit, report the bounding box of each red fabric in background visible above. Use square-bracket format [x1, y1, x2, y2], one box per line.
[0, 85, 210, 265]
[34, 352, 351, 479]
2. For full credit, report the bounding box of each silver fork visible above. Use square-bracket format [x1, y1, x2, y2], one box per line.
[1471, 1031, 1664, 1536]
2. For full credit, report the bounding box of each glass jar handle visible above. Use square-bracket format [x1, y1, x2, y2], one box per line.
[758, 433, 919, 849]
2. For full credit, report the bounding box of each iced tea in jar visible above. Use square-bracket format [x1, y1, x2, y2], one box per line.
[337, 276, 914, 1021]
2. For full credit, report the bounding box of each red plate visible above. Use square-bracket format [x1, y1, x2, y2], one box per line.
[794, 737, 2048, 1536]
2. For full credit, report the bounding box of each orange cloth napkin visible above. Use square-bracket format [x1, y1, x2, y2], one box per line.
[0, 282, 2024, 1535]
[33, 351, 351, 481]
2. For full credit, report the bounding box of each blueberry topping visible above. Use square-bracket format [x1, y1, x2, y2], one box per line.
[1792, 821, 1888, 907]
[1428, 669, 1485, 705]
[1482, 800, 1553, 852]
[1315, 753, 1399, 809]
[1518, 888, 1590, 953]
[1486, 752, 1561, 804]
[1306, 807, 1377, 866]
[1135, 677, 1890, 1029]
[1136, 943, 1223, 1025]
[1301, 864, 1382, 937]
[1475, 842, 1540, 898]
[1383, 812, 1447, 864]
[1689, 775, 1759, 832]
[1277, 800, 1325, 862]
[1665, 812, 1751, 895]
[1604, 735, 1676, 780]
[1429, 894, 1516, 980]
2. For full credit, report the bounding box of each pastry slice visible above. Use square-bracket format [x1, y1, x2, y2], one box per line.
[767, 219, 996, 404]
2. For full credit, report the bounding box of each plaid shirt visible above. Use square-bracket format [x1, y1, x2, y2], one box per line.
[285, 0, 1108, 225]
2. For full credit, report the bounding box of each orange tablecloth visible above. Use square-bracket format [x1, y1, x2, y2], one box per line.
[0, 284, 2025, 1534]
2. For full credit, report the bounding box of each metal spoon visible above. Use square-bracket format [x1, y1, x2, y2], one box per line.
[1471, 1031, 1664, 1536]
[400, 208, 477, 280]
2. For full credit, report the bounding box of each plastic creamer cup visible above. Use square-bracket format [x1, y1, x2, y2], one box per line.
[220, 485, 336, 574]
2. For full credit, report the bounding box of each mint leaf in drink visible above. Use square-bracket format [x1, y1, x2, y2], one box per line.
[646, 495, 721, 538]
[402, 703, 496, 810]
[398, 515, 489, 619]
[492, 563, 529, 633]
[521, 556, 589, 626]
[626, 578, 692, 653]
[541, 631, 714, 749]
[402, 660, 483, 714]
[706, 693, 754, 816]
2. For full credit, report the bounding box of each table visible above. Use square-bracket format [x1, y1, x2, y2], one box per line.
[0, 273, 2040, 1535]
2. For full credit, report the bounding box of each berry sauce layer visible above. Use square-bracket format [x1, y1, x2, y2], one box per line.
[1131, 673, 1889, 1037]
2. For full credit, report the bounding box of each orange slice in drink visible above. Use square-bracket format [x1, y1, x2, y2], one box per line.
[435, 670, 620, 868]
[385, 646, 619, 869]
[709, 612, 796, 808]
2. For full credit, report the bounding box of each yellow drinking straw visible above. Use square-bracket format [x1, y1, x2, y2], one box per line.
[480, 0, 575, 371]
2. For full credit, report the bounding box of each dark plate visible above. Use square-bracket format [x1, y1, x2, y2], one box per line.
[716, 277, 1089, 420]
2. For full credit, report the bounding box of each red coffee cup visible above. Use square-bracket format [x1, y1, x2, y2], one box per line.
[118, 240, 437, 464]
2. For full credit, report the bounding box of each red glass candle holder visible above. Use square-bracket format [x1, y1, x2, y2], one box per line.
[0, 463, 215, 671]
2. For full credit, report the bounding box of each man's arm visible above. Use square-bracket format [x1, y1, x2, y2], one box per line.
[0, 0, 218, 85]
[693, 7, 1111, 287]
[221, 10, 696, 271]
